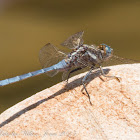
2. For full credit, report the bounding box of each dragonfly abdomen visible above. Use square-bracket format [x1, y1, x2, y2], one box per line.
[0, 60, 68, 86]
[0, 69, 46, 86]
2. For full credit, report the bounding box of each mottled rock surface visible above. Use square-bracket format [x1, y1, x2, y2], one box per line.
[0, 64, 140, 140]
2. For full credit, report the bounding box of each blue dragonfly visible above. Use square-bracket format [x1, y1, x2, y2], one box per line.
[0, 31, 137, 104]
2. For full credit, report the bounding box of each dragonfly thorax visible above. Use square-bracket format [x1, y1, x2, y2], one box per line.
[68, 46, 87, 60]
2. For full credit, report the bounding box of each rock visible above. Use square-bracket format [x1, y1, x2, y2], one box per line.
[0, 64, 140, 140]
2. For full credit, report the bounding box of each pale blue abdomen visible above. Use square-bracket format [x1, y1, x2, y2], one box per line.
[0, 59, 68, 86]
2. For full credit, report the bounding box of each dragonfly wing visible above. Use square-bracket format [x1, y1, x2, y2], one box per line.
[62, 70, 70, 81]
[61, 31, 84, 49]
[62, 66, 88, 81]
[103, 54, 140, 67]
[39, 43, 66, 77]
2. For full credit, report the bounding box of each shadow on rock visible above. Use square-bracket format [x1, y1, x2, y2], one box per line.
[0, 68, 110, 128]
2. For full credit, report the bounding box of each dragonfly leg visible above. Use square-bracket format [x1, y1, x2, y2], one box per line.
[66, 67, 82, 82]
[99, 66, 121, 82]
[82, 67, 94, 105]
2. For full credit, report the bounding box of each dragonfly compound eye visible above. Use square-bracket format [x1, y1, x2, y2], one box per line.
[105, 45, 113, 54]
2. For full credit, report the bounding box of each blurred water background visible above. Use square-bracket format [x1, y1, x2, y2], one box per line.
[0, 0, 140, 113]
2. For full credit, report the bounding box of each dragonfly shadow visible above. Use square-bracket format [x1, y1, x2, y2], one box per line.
[0, 68, 110, 128]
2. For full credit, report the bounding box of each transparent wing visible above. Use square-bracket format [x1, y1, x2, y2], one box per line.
[102, 54, 140, 67]
[62, 66, 89, 81]
[61, 31, 84, 49]
[39, 43, 66, 77]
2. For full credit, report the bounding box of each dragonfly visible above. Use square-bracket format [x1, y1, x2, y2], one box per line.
[0, 31, 138, 104]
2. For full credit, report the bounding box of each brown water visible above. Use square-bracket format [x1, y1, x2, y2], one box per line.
[0, 0, 140, 113]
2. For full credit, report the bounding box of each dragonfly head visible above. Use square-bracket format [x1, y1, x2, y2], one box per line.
[98, 44, 113, 61]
